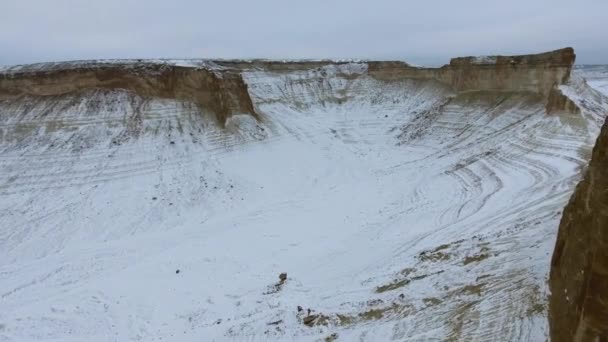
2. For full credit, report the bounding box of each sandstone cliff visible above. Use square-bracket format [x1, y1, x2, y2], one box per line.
[550, 115, 608, 341]
[370, 48, 573, 92]
[0, 48, 578, 127]
[0, 63, 257, 126]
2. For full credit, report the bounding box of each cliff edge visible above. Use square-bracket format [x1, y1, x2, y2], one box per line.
[0, 64, 257, 126]
[550, 115, 608, 341]
[0, 48, 578, 128]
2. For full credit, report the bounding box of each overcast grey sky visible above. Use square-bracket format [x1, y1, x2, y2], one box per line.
[1, 0, 606, 66]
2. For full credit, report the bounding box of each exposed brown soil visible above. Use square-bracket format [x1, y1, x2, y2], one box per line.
[376, 279, 411, 293]
[301, 302, 415, 329]
[462, 253, 490, 265]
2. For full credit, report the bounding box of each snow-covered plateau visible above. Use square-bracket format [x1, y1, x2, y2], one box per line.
[1, 50, 607, 341]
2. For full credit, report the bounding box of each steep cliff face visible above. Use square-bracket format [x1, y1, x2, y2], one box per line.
[447, 47, 575, 96]
[370, 48, 579, 116]
[368, 48, 575, 98]
[0, 64, 256, 125]
[550, 115, 608, 341]
[0, 48, 577, 130]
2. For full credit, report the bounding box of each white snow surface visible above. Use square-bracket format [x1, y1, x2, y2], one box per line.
[575, 65, 608, 97]
[0, 66, 607, 341]
[0, 59, 372, 75]
[471, 56, 498, 65]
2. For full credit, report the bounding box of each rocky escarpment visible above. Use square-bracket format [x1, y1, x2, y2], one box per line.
[368, 48, 578, 114]
[0, 63, 256, 126]
[0, 48, 578, 128]
[549, 115, 608, 341]
[371, 48, 573, 92]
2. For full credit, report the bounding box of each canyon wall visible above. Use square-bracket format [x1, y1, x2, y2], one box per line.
[368, 48, 577, 113]
[0, 64, 256, 125]
[549, 116, 608, 341]
[0, 48, 578, 127]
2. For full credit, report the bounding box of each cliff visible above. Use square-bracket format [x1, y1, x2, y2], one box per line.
[549, 115, 608, 341]
[0, 48, 578, 127]
[0, 63, 257, 126]
[368, 48, 577, 114]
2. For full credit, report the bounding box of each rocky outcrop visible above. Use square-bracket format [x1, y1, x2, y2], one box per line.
[447, 48, 575, 96]
[546, 87, 581, 114]
[0, 63, 256, 125]
[549, 116, 608, 341]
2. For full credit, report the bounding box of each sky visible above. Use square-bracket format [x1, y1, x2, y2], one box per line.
[1, 0, 607, 66]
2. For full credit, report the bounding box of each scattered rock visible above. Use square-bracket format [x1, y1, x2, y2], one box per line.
[458, 283, 486, 296]
[475, 274, 492, 281]
[423, 297, 442, 306]
[267, 319, 283, 325]
[359, 308, 384, 320]
[152, 197, 157, 200]
[376, 279, 410, 293]
[336, 314, 354, 325]
[400, 267, 416, 276]
[463, 253, 490, 265]
[325, 333, 339, 342]
[175, 269, 180, 274]
[263, 273, 288, 295]
[418, 249, 450, 262]
[297, 306, 303, 312]
[302, 315, 316, 326]
[367, 298, 384, 306]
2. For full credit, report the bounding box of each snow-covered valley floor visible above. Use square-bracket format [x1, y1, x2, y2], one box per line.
[1, 65, 608, 341]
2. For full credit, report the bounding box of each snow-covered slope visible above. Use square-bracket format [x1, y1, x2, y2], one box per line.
[1, 53, 607, 341]
[575, 65, 608, 96]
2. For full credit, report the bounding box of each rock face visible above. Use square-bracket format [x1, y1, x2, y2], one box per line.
[0, 64, 257, 126]
[368, 47, 576, 100]
[0, 48, 578, 128]
[549, 115, 608, 341]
